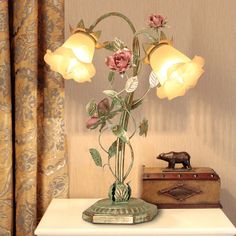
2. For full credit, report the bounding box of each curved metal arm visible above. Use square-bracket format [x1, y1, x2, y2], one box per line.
[88, 11, 140, 74]
[132, 87, 151, 107]
[89, 12, 136, 33]
[98, 128, 109, 155]
[98, 127, 119, 181]
[122, 142, 134, 182]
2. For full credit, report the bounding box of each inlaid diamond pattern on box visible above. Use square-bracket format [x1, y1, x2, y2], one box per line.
[159, 183, 202, 201]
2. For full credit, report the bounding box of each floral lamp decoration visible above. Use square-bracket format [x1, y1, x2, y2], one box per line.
[105, 48, 132, 73]
[148, 13, 167, 28]
[44, 12, 204, 224]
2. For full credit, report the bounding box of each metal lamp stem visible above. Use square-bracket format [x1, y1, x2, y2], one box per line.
[89, 12, 141, 186]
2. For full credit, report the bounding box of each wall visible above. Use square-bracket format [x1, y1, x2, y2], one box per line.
[65, 0, 236, 225]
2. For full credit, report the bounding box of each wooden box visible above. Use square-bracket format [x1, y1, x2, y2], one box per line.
[142, 167, 221, 208]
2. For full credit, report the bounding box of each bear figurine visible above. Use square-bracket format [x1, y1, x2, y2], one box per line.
[157, 151, 192, 169]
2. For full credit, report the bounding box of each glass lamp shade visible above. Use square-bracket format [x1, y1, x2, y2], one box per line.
[44, 32, 96, 82]
[150, 44, 204, 100]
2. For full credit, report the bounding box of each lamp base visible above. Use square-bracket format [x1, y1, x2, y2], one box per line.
[82, 198, 158, 224]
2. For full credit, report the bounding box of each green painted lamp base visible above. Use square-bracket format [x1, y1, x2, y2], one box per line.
[82, 198, 158, 224]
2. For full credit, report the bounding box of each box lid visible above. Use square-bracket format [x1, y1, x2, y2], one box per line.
[143, 167, 220, 180]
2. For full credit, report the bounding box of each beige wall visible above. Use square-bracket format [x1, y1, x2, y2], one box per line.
[65, 0, 236, 225]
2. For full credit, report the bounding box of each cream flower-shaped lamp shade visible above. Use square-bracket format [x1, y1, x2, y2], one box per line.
[150, 44, 205, 100]
[44, 32, 96, 82]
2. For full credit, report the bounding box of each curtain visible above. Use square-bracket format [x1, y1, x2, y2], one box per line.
[0, 0, 69, 235]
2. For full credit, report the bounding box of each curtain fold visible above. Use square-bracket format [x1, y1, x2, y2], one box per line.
[0, 0, 68, 235]
[0, 0, 13, 234]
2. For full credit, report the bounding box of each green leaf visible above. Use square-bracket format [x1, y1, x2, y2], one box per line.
[108, 141, 117, 158]
[104, 38, 126, 51]
[112, 97, 122, 106]
[114, 37, 126, 50]
[112, 125, 129, 143]
[86, 100, 97, 116]
[108, 71, 115, 84]
[89, 148, 102, 167]
[139, 118, 148, 137]
[131, 99, 143, 110]
[103, 90, 118, 98]
[104, 41, 117, 52]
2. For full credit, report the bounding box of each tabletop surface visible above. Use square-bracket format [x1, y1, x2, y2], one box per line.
[35, 198, 236, 235]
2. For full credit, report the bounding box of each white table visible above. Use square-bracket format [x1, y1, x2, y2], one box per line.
[35, 198, 236, 236]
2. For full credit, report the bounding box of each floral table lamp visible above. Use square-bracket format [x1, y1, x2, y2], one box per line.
[44, 12, 204, 224]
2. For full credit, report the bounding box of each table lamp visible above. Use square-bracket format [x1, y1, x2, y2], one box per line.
[44, 12, 204, 224]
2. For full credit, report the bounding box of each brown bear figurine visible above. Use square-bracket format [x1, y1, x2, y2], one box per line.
[157, 151, 192, 169]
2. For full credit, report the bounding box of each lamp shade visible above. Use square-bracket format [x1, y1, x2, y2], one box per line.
[150, 44, 204, 100]
[44, 32, 96, 82]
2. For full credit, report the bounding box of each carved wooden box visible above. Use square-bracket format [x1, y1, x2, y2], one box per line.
[142, 167, 221, 208]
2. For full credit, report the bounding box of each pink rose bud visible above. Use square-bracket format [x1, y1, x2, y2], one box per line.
[98, 98, 110, 113]
[86, 116, 99, 129]
[148, 14, 166, 28]
[105, 48, 132, 74]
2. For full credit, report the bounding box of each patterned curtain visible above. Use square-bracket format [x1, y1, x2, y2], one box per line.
[0, 0, 68, 235]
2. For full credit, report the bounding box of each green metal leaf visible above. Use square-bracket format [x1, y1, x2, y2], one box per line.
[104, 38, 126, 51]
[86, 100, 97, 116]
[112, 97, 122, 106]
[104, 41, 117, 52]
[108, 71, 115, 84]
[89, 148, 102, 167]
[108, 141, 117, 158]
[114, 37, 126, 50]
[139, 118, 148, 137]
[103, 90, 118, 98]
[112, 125, 129, 143]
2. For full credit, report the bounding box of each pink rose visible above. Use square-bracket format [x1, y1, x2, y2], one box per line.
[148, 14, 166, 28]
[105, 48, 132, 73]
[98, 98, 110, 114]
[86, 116, 99, 129]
